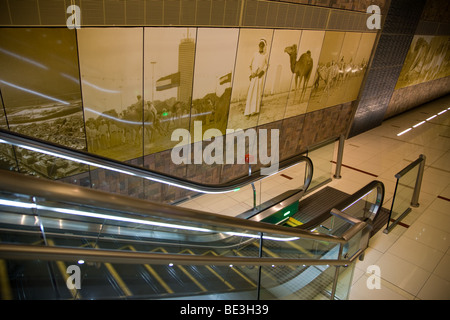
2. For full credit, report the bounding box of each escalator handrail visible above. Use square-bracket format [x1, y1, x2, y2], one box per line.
[0, 242, 363, 267]
[0, 168, 362, 244]
[0, 128, 313, 194]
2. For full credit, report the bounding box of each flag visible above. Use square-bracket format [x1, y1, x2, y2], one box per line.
[156, 72, 180, 91]
[219, 72, 232, 85]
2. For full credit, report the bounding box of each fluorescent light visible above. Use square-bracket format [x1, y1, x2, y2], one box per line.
[438, 110, 447, 115]
[397, 128, 412, 136]
[413, 121, 425, 128]
[426, 115, 437, 121]
[38, 204, 214, 233]
[0, 199, 36, 209]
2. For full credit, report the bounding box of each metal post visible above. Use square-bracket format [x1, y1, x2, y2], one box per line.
[411, 154, 426, 207]
[256, 232, 263, 300]
[334, 135, 345, 179]
[330, 244, 344, 300]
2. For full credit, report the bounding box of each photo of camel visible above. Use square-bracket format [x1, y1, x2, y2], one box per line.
[284, 30, 325, 119]
[307, 31, 371, 112]
[395, 35, 450, 90]
[256, 29, 303, 126]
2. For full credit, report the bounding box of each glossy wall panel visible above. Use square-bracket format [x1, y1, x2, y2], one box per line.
[0, 26, 378, 183]
[77, 28, 144, 162]
[227, 28, 274, 131]
[284, 30, 325, 119]
[395, 35, 450, 90]
[143, 27, 196, 153]
[0, 28, 84, 149]
[190, 28, 239, 140]
[257, 29, 302, 126]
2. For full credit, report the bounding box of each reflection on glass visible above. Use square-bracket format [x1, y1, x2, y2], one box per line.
[284, 30, 325, 119]
[144, 27, 196, 154]
[0, 143, 16, 171]
[77, 28, 143, 162]
[227, 29, 274, 131]
[0, 28, 85, 154]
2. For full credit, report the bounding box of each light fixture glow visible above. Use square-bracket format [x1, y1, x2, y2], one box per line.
[426, 115, 437, 121]
[413, 121, 425, 128]
[397, 128, 412, 136]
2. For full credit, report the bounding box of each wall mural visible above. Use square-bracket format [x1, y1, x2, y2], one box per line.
[395, 35, 450, 90]
[257, 29, 302, 126]
[0, 27, 377, 180]
[77, 28, 144, 162]
[226, 28, 274, 131]
[144, 27, 197, 152]
[0, 28, 86, 179]
[189, 28, 239, 143]
[284, 30, 325, 119]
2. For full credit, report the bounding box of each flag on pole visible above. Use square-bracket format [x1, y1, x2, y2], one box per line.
[156, 72, 180, 91]
[219, 72, 232, 85]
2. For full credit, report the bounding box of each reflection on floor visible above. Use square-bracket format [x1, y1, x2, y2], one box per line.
[179, 94, 450, 300]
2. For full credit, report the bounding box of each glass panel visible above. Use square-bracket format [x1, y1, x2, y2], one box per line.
[307, 140, 335, 191]
[332, 262, 356, 300]
[390, 165, 419, 222]
[259, 263, 337, 300]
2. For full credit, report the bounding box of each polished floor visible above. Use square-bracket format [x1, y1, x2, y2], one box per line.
[333, 95, 450, 300]
[179, 94, 450, 300]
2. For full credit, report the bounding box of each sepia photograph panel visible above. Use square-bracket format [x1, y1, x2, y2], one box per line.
[283, 30, 325, 119]
[0, 28, 87, 179]
[0, 28, 84, 149]
[328, 31, 362, 106]
[226, 28, 274, 131]
[257, 29, 302, 126]
[344, 32, 376, 101]
[306, 31, 345, 113]
[190, 27, 239, 142]
[144, 27, 197, 154]
[77, 27, 144, 162]
[395, 35, 450, 90]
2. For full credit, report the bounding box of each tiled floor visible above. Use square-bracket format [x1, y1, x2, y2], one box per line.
[332, 95, 450, 300]
[178, 94, 450, 300]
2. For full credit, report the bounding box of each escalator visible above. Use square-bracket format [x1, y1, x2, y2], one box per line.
[0, 129, 385, 300]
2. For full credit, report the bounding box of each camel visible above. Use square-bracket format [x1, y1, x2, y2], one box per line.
[284, 44, 313, 101]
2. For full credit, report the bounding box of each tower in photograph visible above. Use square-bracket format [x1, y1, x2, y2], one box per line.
[177, 31, 195, 105]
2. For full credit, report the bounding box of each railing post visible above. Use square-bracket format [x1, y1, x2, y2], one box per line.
[411, 154, 426, 207]
[256, 232, 263, 300]
[330, 243, 344, 300]
[334, 135, 345, 179]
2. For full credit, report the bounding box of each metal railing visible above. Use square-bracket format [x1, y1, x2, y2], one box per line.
[384, 154, 426, 233]
[0, 168, 379, 300]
